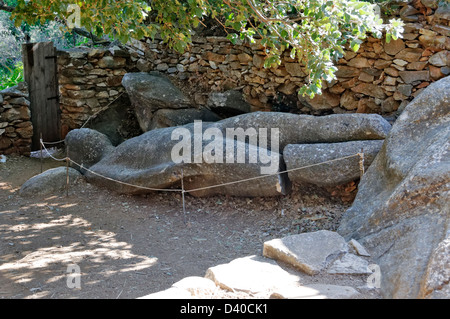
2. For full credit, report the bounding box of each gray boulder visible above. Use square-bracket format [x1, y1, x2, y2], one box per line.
[338, 76, 450, 299]
[211, 112, 391, 151]
[283, 140, 384, 187]
[149, 108, 221, 130]
[84, 121, 289, 197]
[19, 167, 82, 196]
[207, 90, 251, 116]
[65, 128, 115, 171]
[65, 111, 391, 197]
[122, 72, 191, 132]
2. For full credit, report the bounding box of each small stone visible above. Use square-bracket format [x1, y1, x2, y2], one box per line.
[395, 48, 424, 63]
[156, 63, 169, 71]
[203, 52, 225, 63]
[383, 76, 397, 86]
[237, 53, 252, 64]
[8, 97, 30, 106]
[400, 5, 419, 18]
[344, 51, 357, 61]
[429, 65, 445, 80]
[384, 39, 405, 56]
[382, 96, 400, 113]
[428, 51, 449, 67]
[374, 59, 392, 69]
[15, 125, 33, 138]
[393, 59, 408, 67]
[435, 3, 450, 20]
[67, 90, 96, 99]
[397, 84, 413, 97]
[98, 56, 126, 69]
[328, 254, 372, 275]
[136, 59, 151, 72]
[384, 67, 399, 77]
[351, 83, 386, 99]
[348, 239, 371, 257]
[432, 24, 450, 37]
[358, 72, 375, 83]
[285, 63, 306, 77]
[253, 54, 265, 68]
[336, 66, 361, 78]
[418, 34, 449, 50]
[406, 61, 428, 71]
[167, 67, 178, 74]
[96, 91, 109, 99]
[176, 64, 185, 73]
[208, 61, 217, 70]
[421, 0, 438, 9]
[340, 90, 358, 110]
[398, 70, 430, 83]
[347, 57, 370, 68]
[277, 82, 298, 95]
[0, 107, 30, 122]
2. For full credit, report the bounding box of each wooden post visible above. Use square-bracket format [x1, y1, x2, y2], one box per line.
[39, 132, 43, 173]
[66, 146, 70, 197]
[181, 169, 187, 225]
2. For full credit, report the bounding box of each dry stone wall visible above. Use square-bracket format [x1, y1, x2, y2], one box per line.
[126, 0, 449, 116]
[0, 82, 32, 156]
[56, 0, 448, 137]
[57, 46, 136, 136]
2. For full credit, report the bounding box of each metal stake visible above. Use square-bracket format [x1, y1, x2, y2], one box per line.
[66, 146, 70, 197]
[40, 133, 43, 173]
[181, 169, 187, 225]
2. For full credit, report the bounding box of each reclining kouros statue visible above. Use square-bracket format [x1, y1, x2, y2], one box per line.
[65, 111, 391, 197]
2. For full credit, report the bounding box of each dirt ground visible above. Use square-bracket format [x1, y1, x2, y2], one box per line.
[0, 154, 357, 299]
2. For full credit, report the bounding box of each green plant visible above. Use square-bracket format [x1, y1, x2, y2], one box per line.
[0, 61, 23, 89]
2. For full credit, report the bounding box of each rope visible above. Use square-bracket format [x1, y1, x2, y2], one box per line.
[68, 158, 183, 192]
[41, 140, 65, 145]
[40, 139, 365, 195]
[185, 153, 361, 193]
[40, 139, 68, 162]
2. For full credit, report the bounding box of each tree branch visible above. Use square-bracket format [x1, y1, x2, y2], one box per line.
[72, 27, 111, 45]
[0, 0, 15, 12]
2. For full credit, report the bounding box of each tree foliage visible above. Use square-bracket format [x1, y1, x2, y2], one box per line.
[2, 0, 404, 97]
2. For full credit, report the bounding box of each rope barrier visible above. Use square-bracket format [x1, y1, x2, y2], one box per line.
[41, 140, 65, 145]
[69, 158, 183, 193]
[185, 153, 361, 194]
[39, 139, 365, 195]
[40, 139, 69, 162]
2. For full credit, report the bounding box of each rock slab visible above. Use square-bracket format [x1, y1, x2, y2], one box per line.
[20, 167, 82, 196]
[263, 230, 348, 275]
[205, 255, 300, 294]
[122, 72, 191, 132]
[283, 140, 384, 187]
